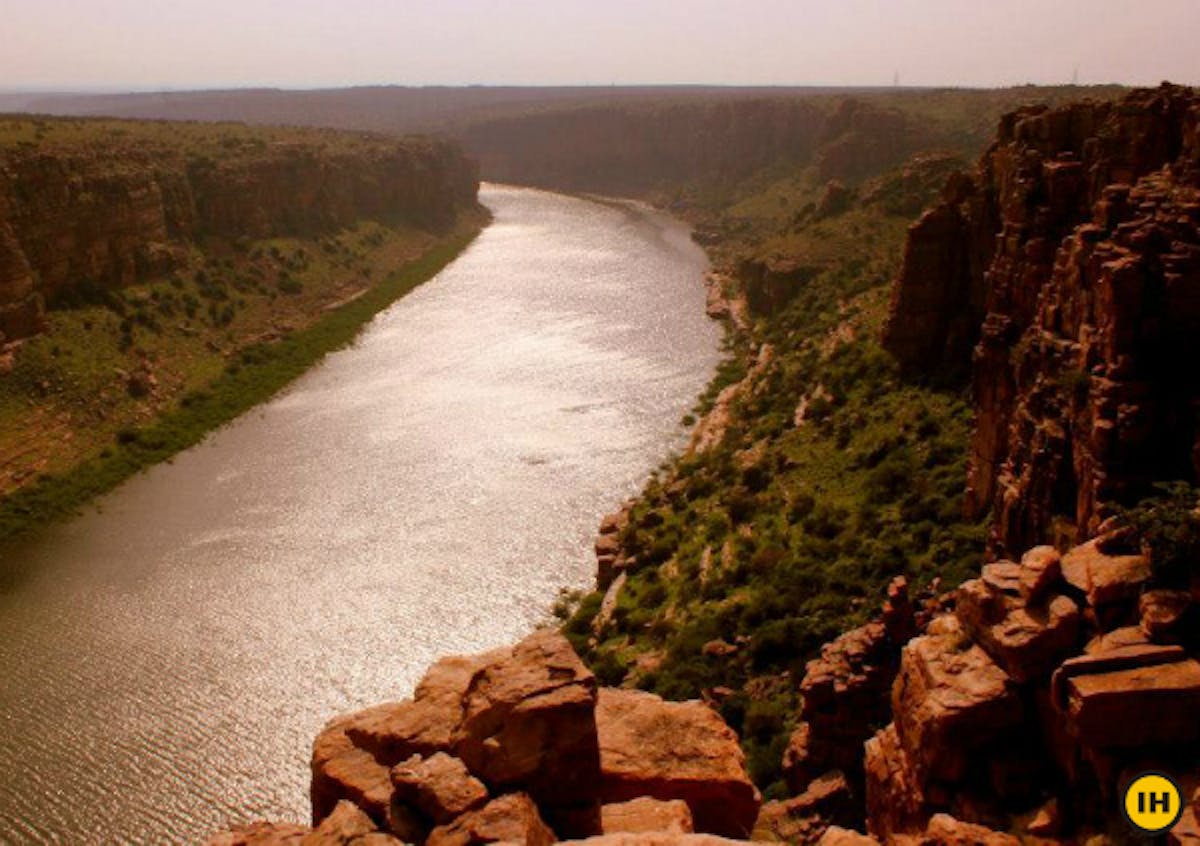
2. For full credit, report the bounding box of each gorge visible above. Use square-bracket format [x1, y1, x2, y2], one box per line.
[2, 82, 1199, 846]
[0, 185, 721, 843]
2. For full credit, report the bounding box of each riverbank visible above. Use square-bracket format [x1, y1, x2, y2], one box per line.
[0, 209, 488, 547]
[561, 151, 989, 794]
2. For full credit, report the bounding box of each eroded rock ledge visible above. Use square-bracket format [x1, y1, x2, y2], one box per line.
[208, 523, 1200, 845]
[767, 530, 1200, 845]
[205, 630, 761, 846]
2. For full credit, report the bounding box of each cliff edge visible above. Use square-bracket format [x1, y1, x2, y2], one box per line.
[882, 83, 1200, 556]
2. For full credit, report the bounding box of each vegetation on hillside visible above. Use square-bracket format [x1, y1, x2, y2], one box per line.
[546, 91, 1127, 793]
[0, 215, 485, 546]
[0, 113, 431, 158]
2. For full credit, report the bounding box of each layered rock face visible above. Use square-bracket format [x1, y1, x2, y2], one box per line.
[0, 136, 477, 344]
[458, 97, 936, 197]
[208, 630, 761, 845]
[788, 532, 1200, 845]
[881, 84, 1200, 555]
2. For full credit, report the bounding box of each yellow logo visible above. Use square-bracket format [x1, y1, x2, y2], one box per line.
[1123, 772, 1183, 835]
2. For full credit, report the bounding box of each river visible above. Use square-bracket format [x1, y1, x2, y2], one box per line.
[0, 185, 722, 844]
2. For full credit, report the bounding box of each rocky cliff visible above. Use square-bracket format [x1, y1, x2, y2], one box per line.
[207, 630, 763, 846]
[777, 529, 1200, 845]
[882, 83, 1200, 556]
[457, 97, 938, 196]
[0, 126, 478, 344]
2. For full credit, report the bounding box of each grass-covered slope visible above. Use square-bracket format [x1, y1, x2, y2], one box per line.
[0, 218, 485, 545]
[561, 148, 1003, 797]
[0, 115, 484, 545]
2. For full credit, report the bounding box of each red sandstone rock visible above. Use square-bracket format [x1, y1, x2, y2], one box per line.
[1139, 589, 1193, 642]
[311, 742, 394, 826]
[1052, 645, 1200, 748]
[425, 793, 555, 846]
[601, 797, 694, 835]
[344, 655, 482, 763]
[816, 827, 881, 846]
[390, 752, 488, 824]
[885, 84, 1200, 555]
[890, 631, 1021, 784]
[1018, 546, 1062, 602]
[1060, 539, 1151, 609]
[317, 629, 599, 828]
[923, 813, 1020, 845]
[789, 621, 896, 791]
[596, 688, 760, 838]
[863, 724, 925, 840]
[753, 771, 854, 843]
[1025, 798, 1062, 837]
[1084, 625, 1148, 654]
[205, 801, 404, 846]
[308, 801, 402, 845]
[955, 576, 1080, 682]
[451, 629, 600, 811]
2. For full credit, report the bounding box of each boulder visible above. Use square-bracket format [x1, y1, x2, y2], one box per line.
[791, 621, 896, 789]
[955, 577, 1080, 682]
[601, 797, 694, 835]
[890, 630, 1021, 784]
[1139, 589, 1193, 642]
[923, 813, 1020, 845]
[816, 827, 881, 846]
[1084, 625, 1148, 654]
[596, 688, 760, 838]
[863, 724, 925, 840]
[307, 800, 402, 845]
[314, 629, 600, 828]
[342, 656, 482, 764]
[1060, 539, 1151, 608]
[1018, 546, 1062, 602]
[390, 752, 488, 824]
[1025, 798, 1062, 837]
[1052, 645, 1200, 747]
[311, 744, 394, 826]
[781, 723, 815, 794]
[425, 793, 555, 846]
[451, 629, 600, 810]
[205, 801, 403, 846]
[753, 771, 853, 843]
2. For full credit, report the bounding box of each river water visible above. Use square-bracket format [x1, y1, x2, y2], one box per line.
[0, 185, 721, 844]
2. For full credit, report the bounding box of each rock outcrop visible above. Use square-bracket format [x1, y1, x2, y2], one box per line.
[843, 532, 1200, 844]
[596, 689, 760, 838]
[881, 83, 1200, 555]
[767, 526, 1198, 844]
[211, 629, 759, 845]
[0, 129, 478, 344]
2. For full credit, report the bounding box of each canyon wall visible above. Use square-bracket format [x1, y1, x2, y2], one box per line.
[883, 84, 1200, 555]
[456, 97, 940, 196]
[0, 135, 478, 344]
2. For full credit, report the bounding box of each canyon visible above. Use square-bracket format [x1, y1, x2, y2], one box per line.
[2, 83, 1199, 845]
[884, 83, 1200, 556]
[0, 125, 476, 344]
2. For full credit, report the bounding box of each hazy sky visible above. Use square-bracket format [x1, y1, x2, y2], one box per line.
[5, 0, 1198, 91]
